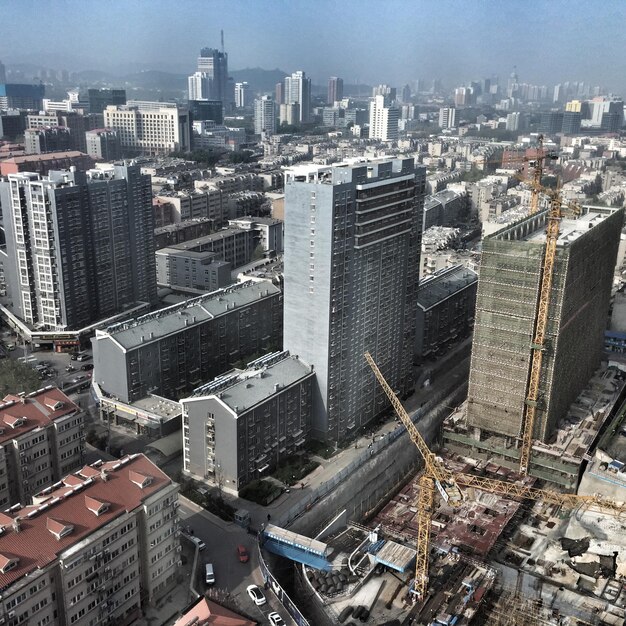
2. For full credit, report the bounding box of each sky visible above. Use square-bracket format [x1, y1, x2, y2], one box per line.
[1, 0, 625, 93]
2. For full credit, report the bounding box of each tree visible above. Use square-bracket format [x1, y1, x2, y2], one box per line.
[0, 360, 41, 397]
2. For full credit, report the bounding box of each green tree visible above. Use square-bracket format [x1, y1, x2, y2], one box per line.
[0, 360, 42, 397]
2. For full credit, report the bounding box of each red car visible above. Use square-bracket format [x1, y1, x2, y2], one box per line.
[237, 545, 249, 563]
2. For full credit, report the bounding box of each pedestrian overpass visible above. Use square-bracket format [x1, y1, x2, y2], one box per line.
[261, 523, 332, 571]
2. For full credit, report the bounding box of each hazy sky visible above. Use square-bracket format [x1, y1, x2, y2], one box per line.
[1, 0, 625, 93]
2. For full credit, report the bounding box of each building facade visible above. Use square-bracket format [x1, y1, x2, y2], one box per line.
[0, 164, 157, 331]
[0, 83, 44, 109]
[0, 386, 84, 508]
[85, 128, 121, 160]
[467, 207, 623, 443]
[0, 454, 179, 625]
[284, 71, 311, 124]
[438, 107, 456, 129]
[24, 127, 72, 154]
[188, 47, 230, 105]
[103, 103, 191, 155]
[0, 151, 95, 177]
[155, 248, 231, 291]
[92, 281, 283, 404]
[284, 159, 425, 442]
[415, 265, 478, 361]
[181, 351, 314, 493]
[327, 77, 344, 105]
[88, 88, 126, 114]
[369, 95, 399, 141]
[254, 96, 276, 136]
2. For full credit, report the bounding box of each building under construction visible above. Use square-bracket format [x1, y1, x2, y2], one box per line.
[466, 206, 623, 444]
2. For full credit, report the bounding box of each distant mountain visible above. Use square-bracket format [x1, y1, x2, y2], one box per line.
[230, 68, 287, 94]
[120, 70, 187, 91]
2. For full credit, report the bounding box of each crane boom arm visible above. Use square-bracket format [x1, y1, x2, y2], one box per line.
[364, 352, 449, 485]
[456, 473, 626, 515]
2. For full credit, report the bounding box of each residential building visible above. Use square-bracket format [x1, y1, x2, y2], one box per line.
[92, 280, 283, 403]
[279, 103, 300, 127]
[372, 84, 397, 101]
[26, 111, 103, 152]
[182, 351, 314, 493]
[438, 107, 456, 129]
[415, 265, 478, 361]
[24, 126, 72, 154]
[275, 81, 284, 105]
[0, 83, 45, 109]
[228, 216, 284, 253]
[167, 228, 256, 268]
[154, 218, 214, 250]
[0, 110, 27, 140]
[103, 103, 191, 155]
[0, 151, 94, 177]
[284, 159, 425, 442]
[155, 189, 225, 225]
[328, 77, 344, 105]
[85, 128, 121, 160]
[0, 164, 157, 332]
[422, 189, 467, 231]
[254, 95, 276, 136]
[88, 88, 126, 114]
[174, 597, 255, 626]
[561, 111, 582, 135]
[156, 248, 231, 291]
[0, 61, 5, 84]
[539, 111, 565, 135]
[505, 111, 522, 131]
[467, 207, 623, 443]
[234, 82, 251, 108]
[0, 454, 179, 625]
[0, 386, 84, 507]
[284, 70, 311, 123]
[369, 95, 399, 141]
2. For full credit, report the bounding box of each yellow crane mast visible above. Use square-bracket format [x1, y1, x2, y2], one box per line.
[364, 352, 626, 602]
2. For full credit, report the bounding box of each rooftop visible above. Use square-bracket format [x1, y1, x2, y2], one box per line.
[0, 387, 79, 445]
[172, 228, 249, 252]
[0, 454, 171, 590]
[173, 597, 255, 626]
[186, 351, 313, 414]
[417, 265, 477, 311]
[96, 281, 280, 350]
[0, 151, 88, 164]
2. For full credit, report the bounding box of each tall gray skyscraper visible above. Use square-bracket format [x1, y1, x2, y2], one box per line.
[0, 164, 157, 331]
[284, 70, 311, 123]
[188, 47, 231, 105]
[283, 159, 426, 443]
[328, 76, 344, 104]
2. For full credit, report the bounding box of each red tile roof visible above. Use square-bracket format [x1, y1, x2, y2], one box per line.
[0, 387, 79, 445]
[173, 597, 256, 626]
[0, 454, 172, 590]
[0, 150, 87, 165]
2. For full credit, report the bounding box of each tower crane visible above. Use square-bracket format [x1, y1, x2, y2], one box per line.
[364, 352, 626, 602]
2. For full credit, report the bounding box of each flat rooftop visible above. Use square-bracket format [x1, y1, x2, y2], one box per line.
[97, 281, 280, 350]
[418, 265, 477, 311]
[172, 228, 249, 251]
[187, 351, 313, 413]
[524, 211, 612, 246]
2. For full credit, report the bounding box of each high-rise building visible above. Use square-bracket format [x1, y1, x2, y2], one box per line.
[275, 81, 284, 105]
[24, 126, 72, 154]
[539, 111, 564, 135]
[188, 47, 230, 106]
[0, 164, 157, 331]
[283, 158, 426, 442]
[369, 94, 399, 141]
[254, 95, 276, 136]
[284, 70, 311, 123]
[438, 107, 456, 129]
[327, 76, 344, 105]
[0, 60, 6, 84]
[372, 84, 396, 101]
[561, 111, 582, 134]
[467, 208, 623, 444]
[0, 83, 45, 109]
[188, 99, 223, 124]
[85, 128, 121, 160]
[279, 102, 300, 127]
[103, 102, 191, 154]
[505, 111, 522, 131]
[27, 111, 102, 152]
[234, 81, 251, 108]
[87, 88, 126, 114]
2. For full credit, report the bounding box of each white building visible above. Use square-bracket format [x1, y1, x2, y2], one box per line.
[103, 103, 191, 154]
[438, 107, 456, 129]
[506, 111, 521, 131]
[284, 70, 311, 123]
[234, 82, 251, 108]
[254, 95, 276, 136]
[369, 94, 399, 141]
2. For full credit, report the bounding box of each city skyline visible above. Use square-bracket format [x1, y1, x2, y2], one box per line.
[1, 0, 625, 94]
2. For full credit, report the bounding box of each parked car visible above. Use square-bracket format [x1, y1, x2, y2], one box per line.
[237, 545, 249, 563]
[76, 353, 91, 362]
[70, 352, 79, 361]
[81, 363, 94, 371]
[268, 613, 285, 626]
[71, 375, 87, 384]
[246, 585, 266, 606]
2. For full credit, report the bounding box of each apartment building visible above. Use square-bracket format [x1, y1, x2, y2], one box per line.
[181, 351, 314, 493]
[0, 454, 179, 625]
[0, 386, 84, 508]
[24, 127, 72, 154]
[92, 281, 283, 404]
[155, 248, 231, 291]
[168, 228, 256, 269]
[228, 216, 284, 254]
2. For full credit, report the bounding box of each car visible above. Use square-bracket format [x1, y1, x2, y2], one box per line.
[268, 613, 285, 626]
[76, 353, 91, 362]
[246, 585, 266, 606]
[70, 352, 79, 361]
[65, 365, 76, 372]
[81, 363, 94, 371]
[237, 545, 249, 563]
[189, 535, 205, 551]
[71, 375, 87, 384]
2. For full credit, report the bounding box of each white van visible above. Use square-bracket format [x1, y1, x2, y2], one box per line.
[205, 563, 215, 585]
